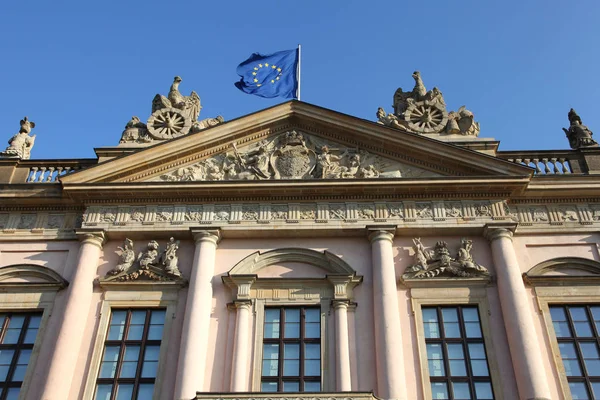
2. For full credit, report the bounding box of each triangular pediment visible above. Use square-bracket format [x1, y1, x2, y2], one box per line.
[60, 101, 533, 199]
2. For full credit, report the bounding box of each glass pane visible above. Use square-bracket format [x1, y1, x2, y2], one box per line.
[468, 343, 489, 376]
[150, 310, 165, 325]
[284, 343, 299, 359]
[558, 342, 582, 376]
[127, 325, 144, 341]
[553, 321, 572, 338]
[305, 343, 320, 359]
[304, 381, 321, 392]
[261, 381, 278, 392]
[579, 342, 600, 375]
[284, 322, 299, 338]
[447, 344, 466, 376]
[431, 382, 449, 399]
[568, 381, 590, 399]
[12, 348, 31, 381]
[144, 345, 160, 361]
[550, 306, 567, 321]
[142, 361, 158, 378]
[462, 307, 480, 322]
[5, 387, 20, 400]
[262, 359, 278, 376]
[465, 322, 482, 338]
[442, 308, 461, 337]
[474, 381, 494, 399]
[0, 349, 15, 381]
[305, 309, 320, 322]
[283, 359, 299, 376]
[285, 309, 300, 322]
[591, 382, 600, 399]
[470, 359, 490, 377]
[305, 359, 320, 376]
[115, 383, 134, 400]
[570, 307, 593, 337]
[282, 381, 299, 392]
[305, 322, 320, 338]
[423, 309, 440, 338]
[265, 309, 280, 323]
[108, 311, 127, 340]
[24, 315, 42, 344]
[452, 381, 471, 400]
[120, 345, 140, 378]
[137, 384, 154, 400]
[148, 325, 164, 341]
[263, 344, 279, 359]
[427, 343, 445, 377]
[4, 315, 25, 344]
[99, 346, 120, 378]
[265, 323, 280, 339]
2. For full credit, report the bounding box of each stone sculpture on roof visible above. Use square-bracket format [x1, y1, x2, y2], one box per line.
[563, 108, 598, 149]
[0, 117, 37, 160]
[119, 76, 224, 145]
[377, 71, 480, 136]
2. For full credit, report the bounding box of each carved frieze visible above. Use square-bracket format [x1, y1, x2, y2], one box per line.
[151, 130, 437, 182]
[402, 238, 489, 279]
[103, 238, 184, 283]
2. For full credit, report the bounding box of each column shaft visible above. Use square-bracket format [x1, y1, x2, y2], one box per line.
[486, 227, 551, 400]
[40, 231, 104, 399]
[174, 230, 220, 400]
[333, 300, 352, 391]
[230, 301, 252, 391]
[369, 229, 407, 400]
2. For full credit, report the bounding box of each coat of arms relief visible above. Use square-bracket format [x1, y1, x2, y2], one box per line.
[152, 130, 439, 182]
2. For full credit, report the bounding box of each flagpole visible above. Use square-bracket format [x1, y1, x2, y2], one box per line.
[297, 44, 301, 101]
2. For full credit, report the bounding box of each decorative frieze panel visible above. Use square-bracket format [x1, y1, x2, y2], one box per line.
[80, 201, 600, 230]
[0, 211, 80, 234]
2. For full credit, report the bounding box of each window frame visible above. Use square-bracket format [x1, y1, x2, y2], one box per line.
[411, 286, 505, 400]
[535, 284, 600, 399]
[82, 290, 178, 400]
[0, 291, 55, 400]
[252, 298, 332, 392]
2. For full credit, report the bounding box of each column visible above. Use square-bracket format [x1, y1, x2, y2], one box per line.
[368, 228, 407, 400]
[40, 230, 105, 399]
[230, 301, 252, 391]
[174, 229, 221, 400]
[333, 300, 352, 391]
[484, 224, 551, 400]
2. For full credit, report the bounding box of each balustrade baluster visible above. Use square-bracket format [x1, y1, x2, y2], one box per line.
[37, 167, 47, 182]
[532, 159, 542, 174]
[541, 158, 551, 174]
[559, 158, 571, 174]
[549, 158, 560, 174]
[28, 167, 39, 182]
[46, 167, 56, 182]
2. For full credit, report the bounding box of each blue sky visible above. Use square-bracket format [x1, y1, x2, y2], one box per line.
[1, 0, 599, 159]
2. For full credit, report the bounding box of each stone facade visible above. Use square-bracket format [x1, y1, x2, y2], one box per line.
[0, 77, 599, 400]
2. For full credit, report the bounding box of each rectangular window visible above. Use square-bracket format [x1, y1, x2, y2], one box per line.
[422, 306, 494, 400]
[549, 305, 600, 399]
[0, 312, 42, 400]
[94, 309, 166, 400]
[261, 307, 321, 392]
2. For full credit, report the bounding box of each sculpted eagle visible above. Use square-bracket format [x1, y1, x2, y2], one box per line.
[152, 76, 202, 121]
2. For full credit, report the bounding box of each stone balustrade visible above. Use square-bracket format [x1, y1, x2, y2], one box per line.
[0, 159, 97, 184]
[194, 392, 378, 400]
[497, 150, 585, 175]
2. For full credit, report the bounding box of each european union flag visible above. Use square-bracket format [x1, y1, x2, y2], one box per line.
[235, 49, 299, 99]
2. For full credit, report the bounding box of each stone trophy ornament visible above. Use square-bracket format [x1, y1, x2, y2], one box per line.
[377, 71, 480, 136]
[152, 130, 430, 182]
[562, 108, 598, 149]
[0, 117, 37, 159]
[104, 238, 183, 282]
[402, 238, 489, 279]
[118, 76, 224, 145]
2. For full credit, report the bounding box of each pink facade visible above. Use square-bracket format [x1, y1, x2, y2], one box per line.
[1, 79, 600, 400]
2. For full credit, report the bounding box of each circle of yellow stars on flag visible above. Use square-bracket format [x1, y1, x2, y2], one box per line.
[252, 62, 283, 87]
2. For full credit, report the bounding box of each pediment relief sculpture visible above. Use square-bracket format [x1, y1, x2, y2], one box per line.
[377, 71, 480, 137]
[152, 130, 439, 182]
[402, 238, 489, 279]
[119, 76, 224, 146]
[0, 117, 37, 160]
[102, 238, 184, 282]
